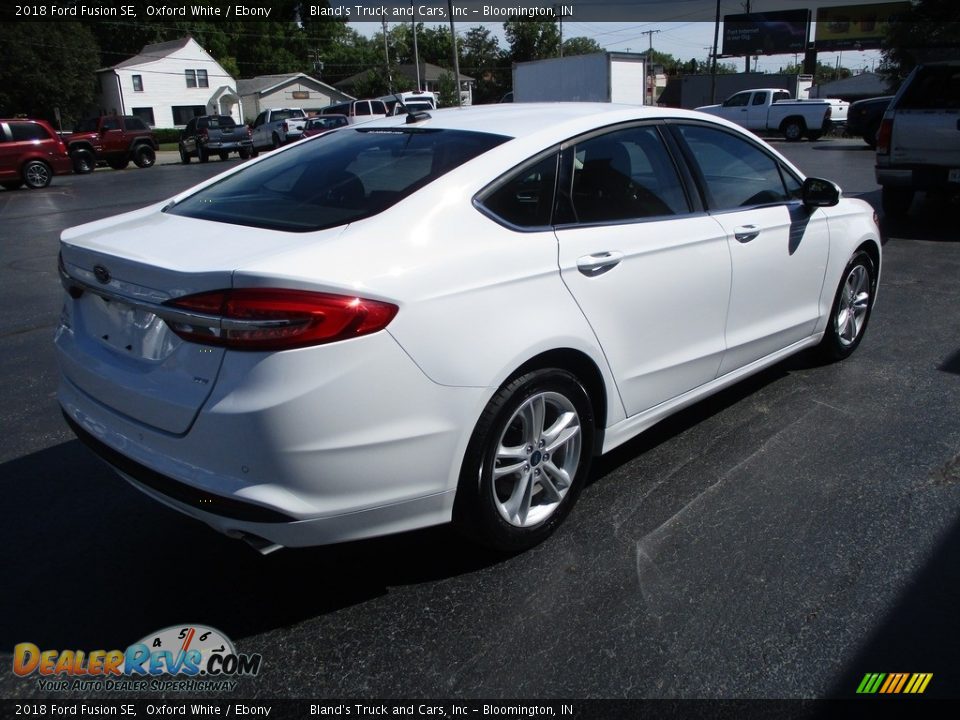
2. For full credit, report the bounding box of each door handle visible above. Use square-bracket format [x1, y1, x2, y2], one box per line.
[577, 251, 624, 276]
[734, 225, 760, 243]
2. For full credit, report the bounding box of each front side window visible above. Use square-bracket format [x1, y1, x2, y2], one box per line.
[723, 93, 750, 108]
[132, 75, 143, 92]
[675, 124, 789, 209]
[166, 128, 509, 232]
[566, 125, 689, 224]
[185, 70, 197, 88]
[479, 153, 558, 229]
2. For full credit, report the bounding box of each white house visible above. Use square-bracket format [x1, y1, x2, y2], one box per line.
[96, 37, 242, 129]
[237, 73, 354, 122]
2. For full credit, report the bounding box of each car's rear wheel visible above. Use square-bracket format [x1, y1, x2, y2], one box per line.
[819, 250, 876, 361]
[782, 119, 805, 142]
[133, 145, 155, 168]
[239, 147, 252, 159]
[219, 151, 230, 161]
[179, 143, 191, 164]
[23, 160, 52, 189]
[71, 148, 95, 174]
[271, 133, 281, 150]
[882, 186, 913, 218]
[454, 368, 595, 552]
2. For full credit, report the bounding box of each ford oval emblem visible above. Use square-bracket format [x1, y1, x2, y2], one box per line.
[93, 265, 111, 284]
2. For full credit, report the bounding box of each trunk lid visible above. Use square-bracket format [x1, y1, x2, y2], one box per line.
[56, 206, 345, 434]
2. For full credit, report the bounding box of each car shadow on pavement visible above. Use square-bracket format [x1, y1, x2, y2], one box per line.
[0, 441, 501, 651]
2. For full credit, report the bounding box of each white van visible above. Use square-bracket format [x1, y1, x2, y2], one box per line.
[320, 100, 389, 125]
[378, 91, 439, 116]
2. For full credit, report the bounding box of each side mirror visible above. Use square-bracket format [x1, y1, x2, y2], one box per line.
[801, 177, 841, 207]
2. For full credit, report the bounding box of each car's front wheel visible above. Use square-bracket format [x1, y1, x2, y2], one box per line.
[819, 250, 877, 361]
[179, 143, 191, 164]
[23, 160, 52, 189]
[239, 147, 252, 159]
[454, 368, 595, 552]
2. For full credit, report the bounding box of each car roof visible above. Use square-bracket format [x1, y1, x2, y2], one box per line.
[357, 103, 726, 142]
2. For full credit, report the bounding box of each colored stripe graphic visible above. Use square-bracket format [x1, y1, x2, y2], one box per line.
[857, 672, 932, 694]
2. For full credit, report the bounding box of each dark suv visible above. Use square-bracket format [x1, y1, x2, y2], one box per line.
[179, 115, 253, 163]
[67, 115, 158, 173]
[0, 118, 73, 189]
[876, 61, 960, 217]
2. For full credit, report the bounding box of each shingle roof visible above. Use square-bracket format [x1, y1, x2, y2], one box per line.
[237, 73, 351, 99]
[111, 37, 193, 69]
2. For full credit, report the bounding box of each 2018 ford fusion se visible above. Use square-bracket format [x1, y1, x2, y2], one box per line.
[56, 104, 881, 553]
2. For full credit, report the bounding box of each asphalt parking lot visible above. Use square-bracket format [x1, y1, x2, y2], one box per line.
[1, 138, 958, 699]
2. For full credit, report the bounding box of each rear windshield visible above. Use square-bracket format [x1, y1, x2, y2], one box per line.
[270, 109, 305, 121]
[199, 116, 236, 129]
[899, 65, 960, 109]
[165, 127, 509, 232]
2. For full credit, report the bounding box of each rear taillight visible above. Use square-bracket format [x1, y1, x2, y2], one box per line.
[163, 289, 398, 351]
[876, 118, 893, 155]
[283, 121, 289, 133]
[198, 128, 209, 142]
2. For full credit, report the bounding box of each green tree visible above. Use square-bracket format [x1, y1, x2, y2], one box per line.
[562, 37, 604, 57]
[436, 70, 460, 107]
[879, 0, 960, 88]
[504, 19, 561, 62]
[0, 22, 100, 127]
[461, 27, 507, 104]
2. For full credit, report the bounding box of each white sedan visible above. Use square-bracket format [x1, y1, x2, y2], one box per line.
[55, 104, 881, 553]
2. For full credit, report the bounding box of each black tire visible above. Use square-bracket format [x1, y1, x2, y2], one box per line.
[863, 134, 877, 149]
[251, 148, 259, 158]
[71, 148, 95, 174]
[819, 250, 877, 362]
[807, 130, 823, 141]
[218, 151, 230, 161]
[179, 143, 191, 164]
[108, 158, 129, 170]
[238, 147, 252, 159]
[133, 145, 155, 168]
[882, 186, 913, 218]
[198, 146, 209, 164]
[271, 133, 281, 150]
[1, 180, 23, 191]
[23, 160, 52, 189]
[453, 368, 595, 552]
[782, 119, 805, 142]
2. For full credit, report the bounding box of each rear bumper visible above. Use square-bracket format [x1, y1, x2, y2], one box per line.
[57, 330, 491, 547]
[876, 164, 957, 190]
[203, 140, 253, 151]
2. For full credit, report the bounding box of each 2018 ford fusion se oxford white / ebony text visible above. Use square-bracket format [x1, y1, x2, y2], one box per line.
[56, 104, 881, 553]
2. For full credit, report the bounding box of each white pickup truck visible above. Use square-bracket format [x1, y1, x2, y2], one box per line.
[697, 89, 847, 142]
[250, 108, 308, 152]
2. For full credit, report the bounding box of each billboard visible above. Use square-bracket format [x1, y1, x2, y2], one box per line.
[722, 10, 812, 57]
[815, 2, 912, 51]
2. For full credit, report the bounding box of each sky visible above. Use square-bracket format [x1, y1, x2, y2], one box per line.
[348, 0, 889, 74]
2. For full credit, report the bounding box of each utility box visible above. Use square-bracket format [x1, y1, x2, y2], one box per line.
[512, 53, 647, 104]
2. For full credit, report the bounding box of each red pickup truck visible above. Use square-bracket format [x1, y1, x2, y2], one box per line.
[66, 115, 158, 173]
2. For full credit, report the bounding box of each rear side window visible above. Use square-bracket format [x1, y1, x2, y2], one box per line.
[567, 125, 689, 223]
[479, 153, 558, 229]
[10, 123, 49, 141]
[675, 124, 789, 209]
[899, 65, 960, 109]
[166, 128, 509, 232]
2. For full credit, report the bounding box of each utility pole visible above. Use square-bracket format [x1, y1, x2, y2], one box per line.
[411, 0, 421, 91]
[382, 16, 393, 93]
[743, 0, 752, 73]
[639, 29, 660, 105]
[448, 0, 462, 107]
[710, 0, 721, 103]
[556, 4, 563, 57]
